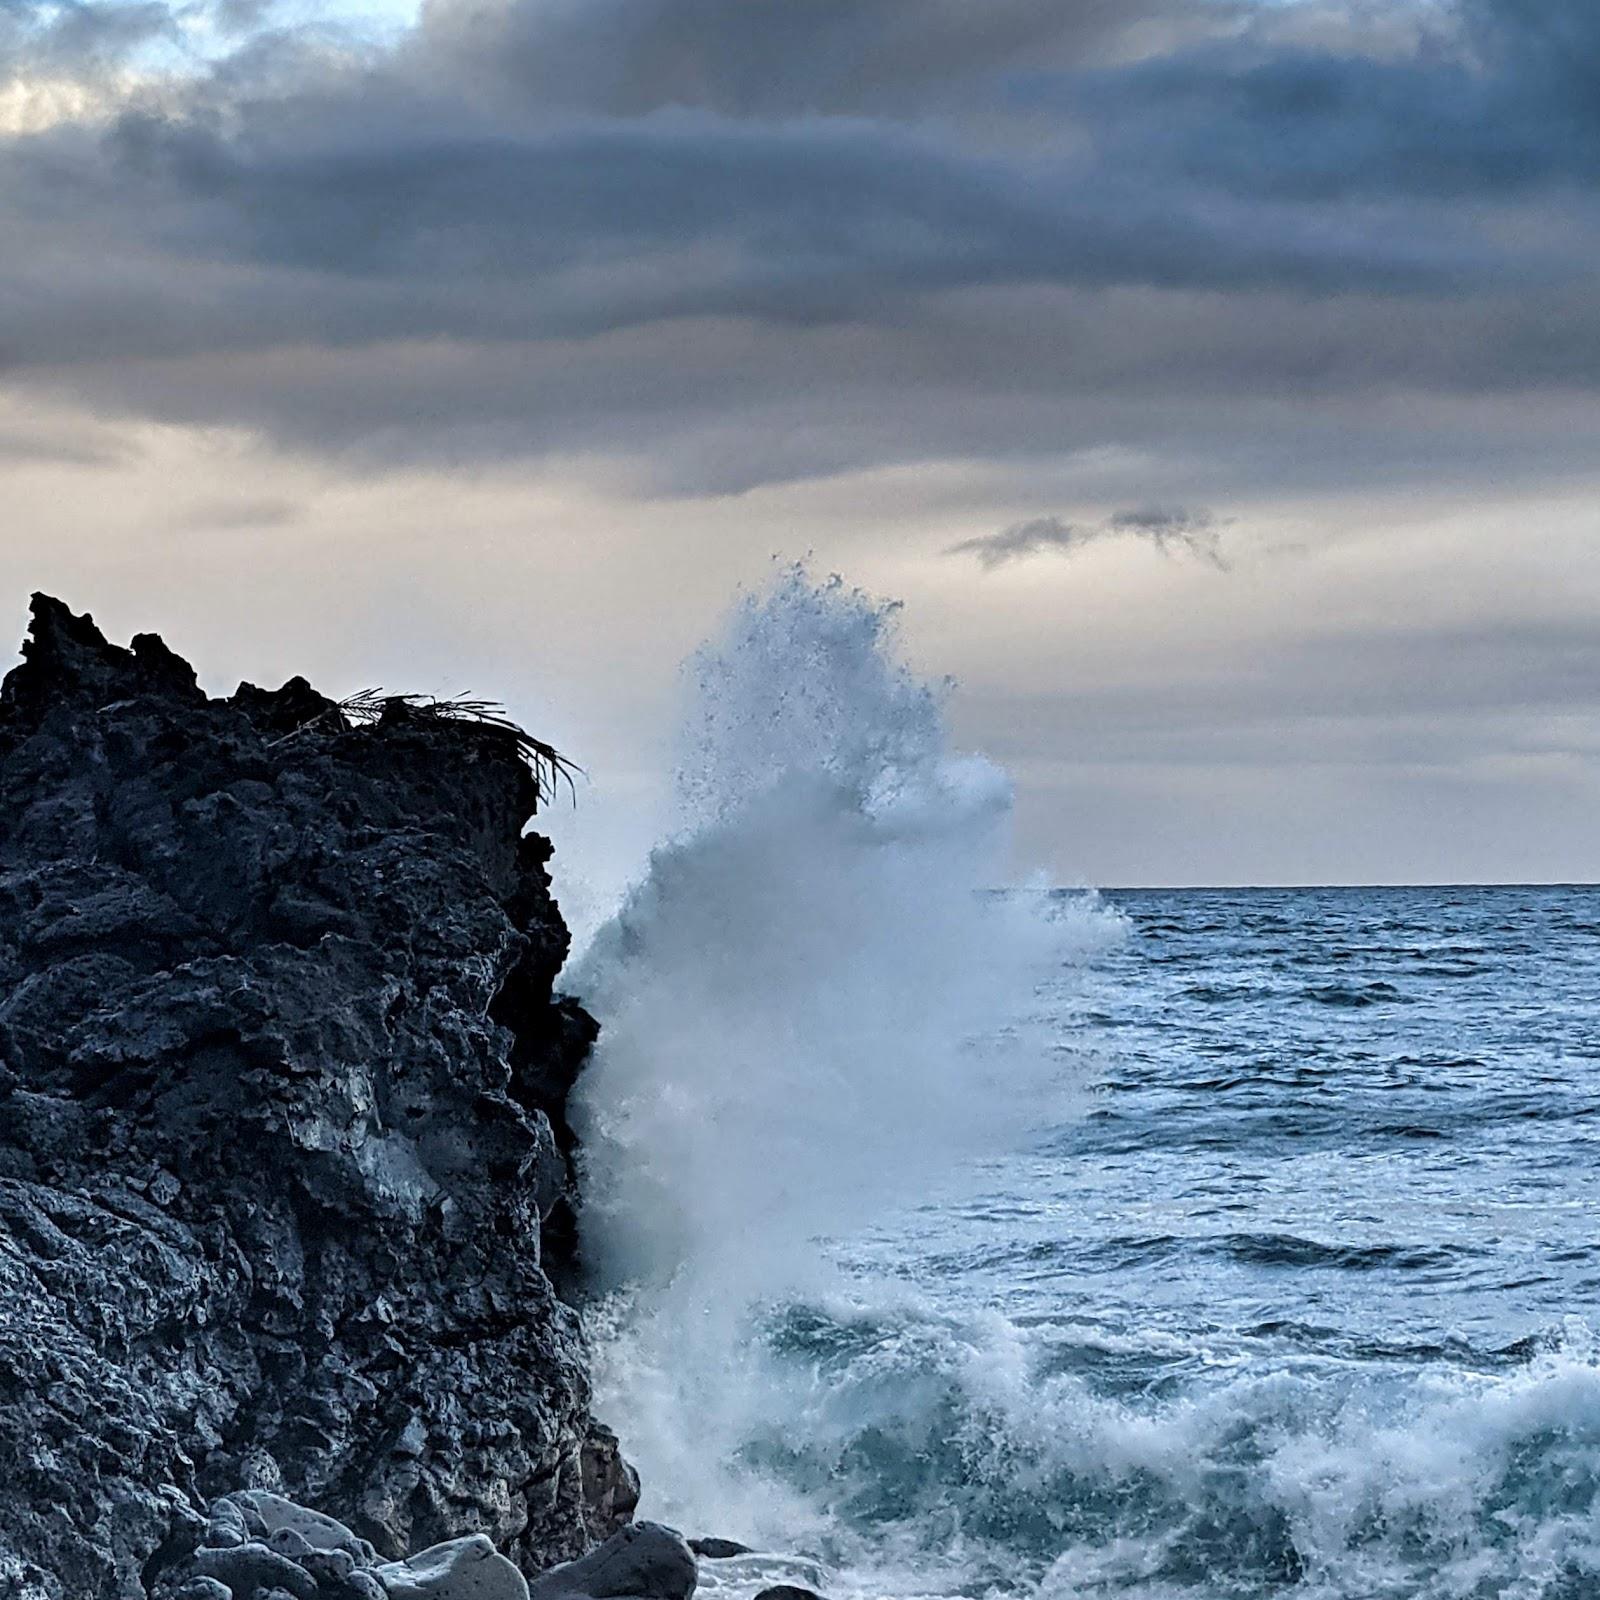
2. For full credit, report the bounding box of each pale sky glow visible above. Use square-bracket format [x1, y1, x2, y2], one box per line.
[3, 0, 1598, 890]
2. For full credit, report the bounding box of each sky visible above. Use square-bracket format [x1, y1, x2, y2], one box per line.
[2, 0, 1598, 890]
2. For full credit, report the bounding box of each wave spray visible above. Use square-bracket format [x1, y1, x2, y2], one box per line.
[568, 567, 1109, 1574]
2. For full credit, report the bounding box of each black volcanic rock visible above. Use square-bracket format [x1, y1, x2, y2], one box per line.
[688, 1539, 754, 1560]
[529, 1522, 696, 1600]
[0, 596, 632, 1598]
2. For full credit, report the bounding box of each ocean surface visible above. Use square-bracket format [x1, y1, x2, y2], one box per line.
[810, 884, 1600, 1600]
[568, 574, 1600, 1600]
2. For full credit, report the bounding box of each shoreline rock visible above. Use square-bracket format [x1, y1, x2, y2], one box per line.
[0, 596, 631, 1596]
[687, 1539, 754, 1561]
[156, 1496, 695, 1600]
[528, 1523, 696, 1600]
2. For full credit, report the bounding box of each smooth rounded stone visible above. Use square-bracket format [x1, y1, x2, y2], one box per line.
[227, 1490, 376, 1561]
[301, 1546, 359, 1587]
[376, 1534, 530, 1600]
[204, 1501, 251, 1551]
[529, 1523, 696, 1600]
[193, 1540, 320, 1600]
[689, 1539, 752, 1560]
[173, 1582, 232, 1600]
[753, 1588, 828, 1600]
[268, 1526, 315, 1561]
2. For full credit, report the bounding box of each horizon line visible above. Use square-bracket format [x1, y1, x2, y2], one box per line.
[1069, 880, 1600, 893]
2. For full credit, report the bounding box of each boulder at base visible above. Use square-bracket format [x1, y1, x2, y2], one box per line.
[377, 1535, 530, 1600]
[528, 1524, 697, 1600]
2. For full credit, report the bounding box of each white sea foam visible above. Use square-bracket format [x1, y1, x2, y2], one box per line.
[568, 565, 1113, 1560]
[571, 567, 1111, 1293]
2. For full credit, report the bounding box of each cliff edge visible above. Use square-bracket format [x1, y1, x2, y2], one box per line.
[0, 596, 635, 1598]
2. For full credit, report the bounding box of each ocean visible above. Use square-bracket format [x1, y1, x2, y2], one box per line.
[565, 572, 1600, 1600]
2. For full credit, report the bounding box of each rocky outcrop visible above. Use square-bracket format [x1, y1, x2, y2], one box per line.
[0, 596, 634, 1598]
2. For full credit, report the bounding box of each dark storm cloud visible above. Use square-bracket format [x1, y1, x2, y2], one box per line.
[948, 508, 1226, 571]
[1061, 0, 1600, 202]
[12, 99, 1479, 339]
[1, 0, 1597, 481]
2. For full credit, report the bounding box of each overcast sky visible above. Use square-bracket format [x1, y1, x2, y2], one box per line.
[3, 0, 1598, 889]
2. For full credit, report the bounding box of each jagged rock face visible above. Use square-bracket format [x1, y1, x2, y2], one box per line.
[0, 597, 629, 1599]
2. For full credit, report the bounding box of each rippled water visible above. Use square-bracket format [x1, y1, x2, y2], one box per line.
[699, 886, 1600, 1600]
[974, 885, 1600, 1349]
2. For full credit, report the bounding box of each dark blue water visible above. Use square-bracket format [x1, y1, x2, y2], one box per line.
[1068, 885, 1600, 1349]
[722, 886, 1600, 1600]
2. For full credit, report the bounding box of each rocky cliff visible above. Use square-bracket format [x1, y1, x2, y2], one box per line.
[0, 596, 636, 1598]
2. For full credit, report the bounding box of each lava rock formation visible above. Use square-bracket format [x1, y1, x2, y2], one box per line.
[0, 596, 636, 1599]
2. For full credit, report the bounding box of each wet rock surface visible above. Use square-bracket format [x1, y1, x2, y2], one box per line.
[527, 1523, 697, 1600]
[686, 1541, 752, 1562]
[375, 1532, 529, 1599]
[0, 596, 630, 1598]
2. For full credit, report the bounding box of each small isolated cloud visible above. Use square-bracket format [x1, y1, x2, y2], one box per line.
[1107, 506, 1228, 563]
[948, 506, 1228, 570]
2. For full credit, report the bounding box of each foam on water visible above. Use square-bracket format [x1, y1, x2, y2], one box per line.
[566, 570, 1600, 1599]
[591, 1291, 1600, 1600]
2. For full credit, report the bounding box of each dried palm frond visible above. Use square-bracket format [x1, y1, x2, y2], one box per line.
[272, 688, 581, 806]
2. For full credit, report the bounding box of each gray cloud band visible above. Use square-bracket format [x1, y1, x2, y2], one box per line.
[0, 0, 1596, 485]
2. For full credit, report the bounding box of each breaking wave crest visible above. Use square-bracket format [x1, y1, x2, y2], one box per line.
[570, 567, 1105, 1295]
[567, 566, 1108, 1565]
[601, 1292, 1600, 1600]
